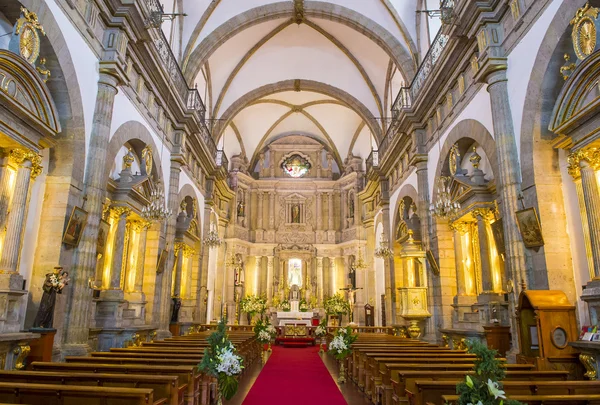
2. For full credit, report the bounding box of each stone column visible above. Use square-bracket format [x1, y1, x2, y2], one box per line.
[256, 191, 264, 230]
[579, 156, 600, 279]
[0, 149, 39, 275]
[573, 175, 595, 279]
[255, 256, 263, 295]
[473, 209, 494, 292]
[173, 242, 185, 298]
[353, 188, 360, 226]
[329, 257, 337, 297]
[0, 151, 12, 236]
[134, 222, 152, 293]
[268, 191, 275, 230]
[451, 223, 467, 296]
[156, 140, 186, 337]
[482, 66, 528, 289]
[316, 192, 322, 230]
[316, 257, 324, 304]
[63, 72, 121, 355]
[328, 192, 335, 231]
[341, 190, 347, 229]
[266, 256, 274, 302]
[106, 207, 131, 295]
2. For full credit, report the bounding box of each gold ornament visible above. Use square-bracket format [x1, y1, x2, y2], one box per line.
[15, 7, 45, 65]
[469, 146, 482, 169]
[571, 3, 599, 60]
[449, 144, 460, 176]
[141, 145, 153, 175]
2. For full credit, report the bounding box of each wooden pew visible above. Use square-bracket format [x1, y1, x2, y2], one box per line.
[389, 370, 569, 405]
[65, 356, 201, 367]
[377, 362, 535, 405]
[0, 382, 155, 405]
[31, 362, 202, 405]
[0, 370, 181, 405]
[442, 394, 600, 405]
[411, 380, 600, 405]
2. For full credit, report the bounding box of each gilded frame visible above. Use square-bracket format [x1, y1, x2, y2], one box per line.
[62, 206, 88, 246]
[515, 207, 545, 248]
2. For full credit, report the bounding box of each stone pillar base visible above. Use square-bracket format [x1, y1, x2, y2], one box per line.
[178, 300, 195, 323]
[264, 230, 275, 243]
[0, 275, 27, 333]
[327, 231, 336, 243]
[61, 343, 90, 357]
[124, 292, 146, 326]
[255, 229, 264, 242]
[95, 290, 126, 329]
[582, 279, 600, 326]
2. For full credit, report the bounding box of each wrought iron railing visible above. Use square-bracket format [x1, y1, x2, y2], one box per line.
[142, 0, 219, 161]
[216, 150, 229, 172]
[366, 150, 379, 174]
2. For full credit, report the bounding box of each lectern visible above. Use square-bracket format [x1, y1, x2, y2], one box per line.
[516, 290, 581, 375]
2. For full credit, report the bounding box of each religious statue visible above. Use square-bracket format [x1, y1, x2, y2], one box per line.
[349, 197, 355, 218]
[33, 267, 69, 329]
[237, 200, 245, 217]
[290, 285, 300, 301]
[349, 265, 356, 290]
[171, 294, 182, 323]
[291, 204, 300, 223]
[141, 145, 153, 175]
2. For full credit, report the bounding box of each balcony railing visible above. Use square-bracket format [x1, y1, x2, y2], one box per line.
[143, 0, 219, 161]
[366, 150, 379, 174]
[216, 150, 229, 172]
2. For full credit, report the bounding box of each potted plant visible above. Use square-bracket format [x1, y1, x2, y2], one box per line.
[455, 340, 523, 405]
[299, 298, 309, 312]
[328, 325, 357, 383]
[280, 300, 291, 312]
[198, 319, 244, 404]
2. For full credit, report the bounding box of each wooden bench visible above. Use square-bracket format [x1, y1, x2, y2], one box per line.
[31, 362, 202, 405]
[412, 380, 600, 405]
[441, 394, 600, 405]
[0, 370, 181, 405]
[389, 370, 569, 405]
[65, 356, 201, 367]
[0, 382, 155, 405]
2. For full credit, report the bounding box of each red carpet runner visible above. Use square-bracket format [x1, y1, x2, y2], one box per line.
[242, 346, 347, 404]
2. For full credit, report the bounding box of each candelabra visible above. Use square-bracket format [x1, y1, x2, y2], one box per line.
[203, 229, 222, 248]
[141, 183, 172, 223]
[374, 233, 393, 258]
[430, 176, 461, 219]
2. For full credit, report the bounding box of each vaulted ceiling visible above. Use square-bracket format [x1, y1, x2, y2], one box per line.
[173, 0, 421, 169]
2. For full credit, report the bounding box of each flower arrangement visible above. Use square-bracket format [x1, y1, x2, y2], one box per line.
[299, 298, 309, 312]
[280, 300, 291, 312]
[324, 294, 351, 315]
[198, 319, 244, 403]
[328, 325, 357, 383]
[315, 322, 327, 338]
[328, 326, 356, 360]
[254, 319, 277, 344]
[455, 340, 522, 405]
[239, 294, 267, 316]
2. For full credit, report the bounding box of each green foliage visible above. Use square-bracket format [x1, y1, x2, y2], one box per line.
[455, 340, 523, 405]
[219, 374, 238, 400]
[324, 294, 351, 315]
[239, 294, 267, 315]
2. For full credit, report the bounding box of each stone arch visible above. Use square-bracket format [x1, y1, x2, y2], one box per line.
[213, 79, 383, 143]
[432, 119, 498, 200]
[182, 1, 417, 84]
[517, 0, 584, 299]
[106, 121, 166, 189]
[392, 184, 419, 232]
[178, 183, 202, 234]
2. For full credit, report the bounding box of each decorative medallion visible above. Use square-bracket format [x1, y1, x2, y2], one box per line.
[571, 3, 599, 61]
[282, 154, 311, 178]
[10, 7, 46, 65]
[449, 144, 460, 176]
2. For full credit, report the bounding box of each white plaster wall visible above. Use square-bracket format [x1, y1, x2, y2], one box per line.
[47, 0, 99, 159]
[427, 87, 494, 198]
[0, 12, 12, 50]
[558, 149, 590, 324]
[507, 0, 561, 160]
[109, 92, 172, 194]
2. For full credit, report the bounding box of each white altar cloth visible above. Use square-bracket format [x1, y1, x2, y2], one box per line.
[276, 311, 314, 326]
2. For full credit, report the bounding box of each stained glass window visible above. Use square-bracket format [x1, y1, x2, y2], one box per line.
[282, 154, 311, 178]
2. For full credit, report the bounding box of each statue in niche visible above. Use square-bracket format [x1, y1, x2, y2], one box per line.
[237, 200, 245, 217]
[291, 204, 300, 223]
[349, 265, 357, 290]
[33, 267, 70, 329]
[171, 294, 182, 323]
[290, 285, 300, 301]
[349, 196, 355, 218]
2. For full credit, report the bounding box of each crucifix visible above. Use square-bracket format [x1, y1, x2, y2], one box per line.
[339, 284, 362, 323]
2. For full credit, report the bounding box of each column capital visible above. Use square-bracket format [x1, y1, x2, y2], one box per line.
[111, 206, 131, 218]
[568, 147, 600, 178]
[471, 207, 495, 222]
[9, 148, 42, 179]
[449, 220, 470, 235]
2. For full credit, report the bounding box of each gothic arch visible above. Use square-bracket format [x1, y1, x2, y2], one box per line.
[213, 79, 383, 143]
[106, 121, 166, 187]
[182, 1, 417, 84]
[432, 119, 498, 200]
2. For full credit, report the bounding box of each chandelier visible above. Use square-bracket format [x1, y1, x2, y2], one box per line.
[374, 233, 393, 258]
[355, 248, 368, 270]
[431, 176, 460, 219]
[203, 229, 222, 248]
[141, 183, 172, 222]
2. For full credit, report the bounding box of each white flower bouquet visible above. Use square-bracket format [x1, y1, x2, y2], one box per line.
[315, 325, 327, 337]
[240, 295, 267, 315]
[324, 294, 351, 315]
[280, 300, 291, 312]
[328, 326, 357, 361]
